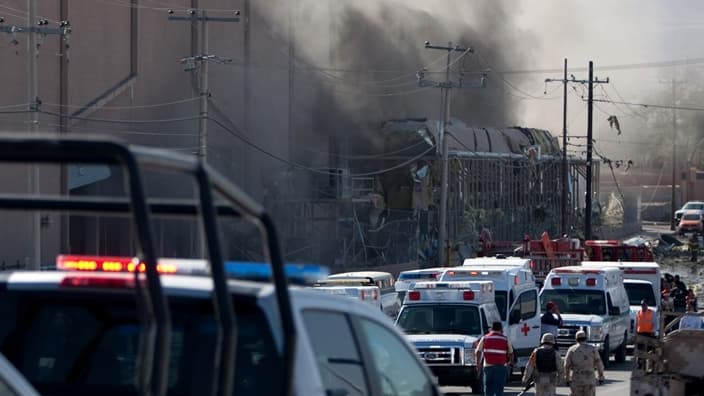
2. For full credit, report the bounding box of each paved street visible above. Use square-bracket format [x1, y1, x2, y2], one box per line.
[442, 355, 635, 395]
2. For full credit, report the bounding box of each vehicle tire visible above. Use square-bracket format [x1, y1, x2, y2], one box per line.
[601, 337, 610, 368]
[615, 333, 627, 363]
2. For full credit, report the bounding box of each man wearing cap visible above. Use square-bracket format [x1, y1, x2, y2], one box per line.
[564, 330, 605, 396]
[541, 301, 563, 350]
[522, 333, 563, 395]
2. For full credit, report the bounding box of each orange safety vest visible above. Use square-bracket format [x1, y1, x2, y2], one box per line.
[482, 331, 509, 365]
[636, 309, 654, 334]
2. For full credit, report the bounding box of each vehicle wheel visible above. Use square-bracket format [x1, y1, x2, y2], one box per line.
[601, 338, 610, 368]
[615, 333, 627, 363]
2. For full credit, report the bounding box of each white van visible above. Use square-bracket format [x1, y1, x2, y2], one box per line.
[395, 267, 446, 303]
[440, 265, 540, 371]
[327, 271, 401, 318]
[582, 261, 661, 343]
[540, 266, 631, 366]
[395, 280, 501, 394]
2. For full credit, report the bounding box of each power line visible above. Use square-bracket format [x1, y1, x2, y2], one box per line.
[590, 98, 704, 112]
[207, 116, 435, 178]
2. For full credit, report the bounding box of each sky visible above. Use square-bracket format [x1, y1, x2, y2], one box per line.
[507, 1, 704, 166]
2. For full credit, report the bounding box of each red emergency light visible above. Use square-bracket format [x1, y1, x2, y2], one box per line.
[463, 291, 475, 300]
[57, 255, 178, 274]
[551, 277, 561, 286]
[408, 291, 421, 301]
[586, 278, 597, 286]
[514, 275, 520, 285]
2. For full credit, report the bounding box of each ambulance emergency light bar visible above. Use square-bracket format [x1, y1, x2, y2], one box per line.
[56, 255, 329, 285]
[406, 280, 494, 302]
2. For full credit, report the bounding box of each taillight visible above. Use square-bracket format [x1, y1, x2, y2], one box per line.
[551, 277, 561, 286]
[372, 289, 379, 300]
[408, 291, 421, 301]
[463, 291, 475, 300]
[60, 275, 138, 289]
[514, 275, 520, 285]
[586, 278, 596, 286]
[529, 260, 535, 269]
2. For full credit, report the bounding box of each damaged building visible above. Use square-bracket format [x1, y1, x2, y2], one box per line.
[268, 117, 596, 268]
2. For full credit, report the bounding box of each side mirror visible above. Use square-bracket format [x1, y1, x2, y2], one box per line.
[509, 310, 521, 325]
[608, 307, 620, 316]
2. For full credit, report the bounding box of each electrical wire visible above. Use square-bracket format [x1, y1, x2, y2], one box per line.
[207, 115, 435, 177]
[41, 96, 200, 111]
[590, 98, 704, 112]
[39, 109, 201, 124]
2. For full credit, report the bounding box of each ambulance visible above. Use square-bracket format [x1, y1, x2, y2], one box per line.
[582, 261, 661, 343]
[395, 280, 501, 394]
[395, 267, 446, 302]
[540, 266, 631, 366]
[439, 265, 541, 371]
[325, 271, 401, 318]
[310, 279, 383, 311]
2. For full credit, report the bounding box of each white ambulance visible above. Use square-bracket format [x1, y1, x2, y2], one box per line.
[439, 265, 541, 371]
[540, 266, 631, 366]
[395, 280, 501, 394]
[326, 271, 401, 318]
[582, 261, 661, 343]
[395, 267, 446, 302]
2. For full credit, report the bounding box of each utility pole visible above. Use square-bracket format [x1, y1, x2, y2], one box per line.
[1, 4, 71, 269]
[663, 78, 687, 230]
[418, 41, 486, 266]
[545, 59, 569, 236]
[585, 61, 609, 240]
[168, 9, 239, 162]
[546, 61, 608, 240]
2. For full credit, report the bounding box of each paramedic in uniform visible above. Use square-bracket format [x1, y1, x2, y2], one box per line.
[564, 330, 605, 396]
[475, 321, 513, 396]
[522, 333, 563, 396]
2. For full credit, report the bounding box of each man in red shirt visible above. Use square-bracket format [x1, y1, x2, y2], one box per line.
[475, 321, 514, 396]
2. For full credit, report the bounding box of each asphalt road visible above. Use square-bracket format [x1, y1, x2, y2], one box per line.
[441, 355, 635, 395]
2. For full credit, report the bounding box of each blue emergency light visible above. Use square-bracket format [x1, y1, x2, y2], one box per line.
[224, 261, 330, 285]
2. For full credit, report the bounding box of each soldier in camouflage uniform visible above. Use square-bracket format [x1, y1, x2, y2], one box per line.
[522, 333, 563, 396]
[564, 330, 605, 396]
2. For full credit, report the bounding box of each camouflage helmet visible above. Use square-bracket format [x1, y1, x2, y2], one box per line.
[541, 333, 555, 344]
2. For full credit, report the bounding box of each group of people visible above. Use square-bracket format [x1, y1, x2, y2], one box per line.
[661, 273, 696, 313]
[473, 301, 604, 396]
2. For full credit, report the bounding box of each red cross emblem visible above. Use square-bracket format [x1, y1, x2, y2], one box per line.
[521, 323, 530, 336]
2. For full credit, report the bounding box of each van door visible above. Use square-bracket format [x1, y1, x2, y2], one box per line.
[507, 288, 541, 367]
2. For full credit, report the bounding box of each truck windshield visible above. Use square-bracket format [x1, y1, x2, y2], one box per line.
[540, 290, 606, 315]
[396, 305, 482, 336]
[623, 283, 657, 307]
[0, 289, 282, 396]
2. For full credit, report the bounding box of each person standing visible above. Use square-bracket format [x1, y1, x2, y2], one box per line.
[541, 301, 563, 342]
[564, 330, 605, 396]
[522, 333, 563, 396]
[475, 321, 514, 396]
[636, 300, 656, 337]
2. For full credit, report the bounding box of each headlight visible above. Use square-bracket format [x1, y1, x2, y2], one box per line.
[464, 348, 476, 365]
[589, 326, 603, 341]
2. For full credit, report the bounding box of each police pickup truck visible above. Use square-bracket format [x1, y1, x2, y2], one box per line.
[395, 280, 501, 394]
[0, 137, 444, 396]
